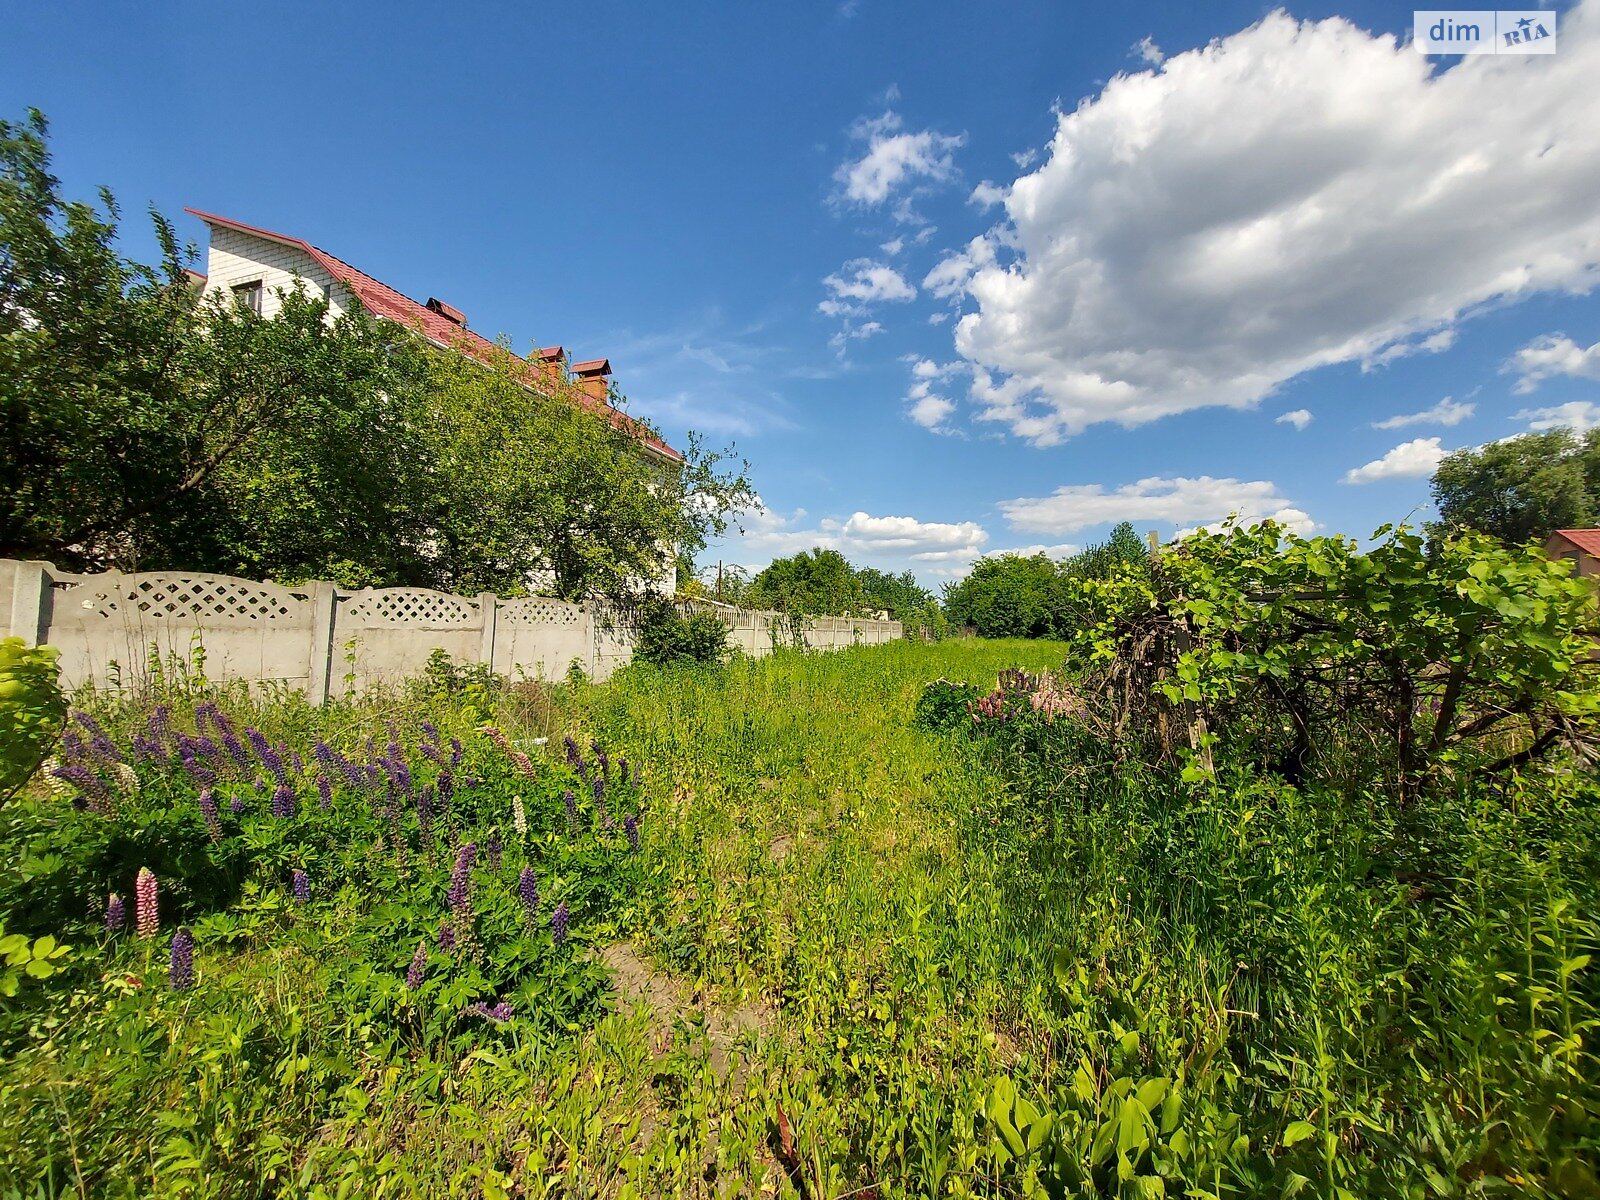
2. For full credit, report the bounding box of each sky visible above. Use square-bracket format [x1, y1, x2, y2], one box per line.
[8, 1, 1600, 589]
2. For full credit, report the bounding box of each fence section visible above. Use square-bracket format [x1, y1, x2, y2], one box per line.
[1, 561, 903, 696]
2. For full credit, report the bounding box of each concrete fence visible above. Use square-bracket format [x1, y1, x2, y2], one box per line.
[1, 560, 902, 698]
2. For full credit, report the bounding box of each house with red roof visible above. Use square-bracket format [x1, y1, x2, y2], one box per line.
[184, 209, 682, 466]
[1545, 530, 1600, 579]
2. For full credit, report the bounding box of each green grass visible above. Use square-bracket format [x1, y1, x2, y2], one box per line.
[2, 638, 1597, 1197]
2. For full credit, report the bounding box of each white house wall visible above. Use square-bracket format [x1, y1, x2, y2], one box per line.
[203, 227, 348, 319]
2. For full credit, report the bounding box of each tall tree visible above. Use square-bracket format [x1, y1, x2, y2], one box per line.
[746, 548, 867, 616]
[1430, 429, 1600, 546]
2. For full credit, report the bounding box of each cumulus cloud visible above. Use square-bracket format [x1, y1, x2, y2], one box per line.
[970, 181, 1007, 208]
[834, 111, 966, 210]
[1514, 400, 1600, 432]
[715, 500, 989, 577]
[1276, 409, 1313, 430]
[934, 5, 1600, 446]
[986, 543, 1080, 560]
[999, 475, 1312, 536]
[1134, 36, 1166, 65]
[820, 259, 916, 310]
[1507, 334, 1600, 393]
[1342, 437, 1447, 484]
[1373, 397, 1475, 429]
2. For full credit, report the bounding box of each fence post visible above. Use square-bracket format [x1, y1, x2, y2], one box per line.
[478, 592, 498, 668]
[7, 561, 50, 645]
[306, 580, 337, 705]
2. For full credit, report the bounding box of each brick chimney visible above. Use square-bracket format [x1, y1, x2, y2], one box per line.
[534, 345, 566, 386]
[572, 358, 612, 405]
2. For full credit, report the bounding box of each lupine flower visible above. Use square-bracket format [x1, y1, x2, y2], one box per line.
[405, 942, 427, 988]
[446, 843, 477, 914]
[229, 795, 246, 814]
[563, 789, 578, 834]
[135, 868, 159, 937]
[625, 815, 639, 852]
[618, 758, 629, 785]
[315, 773, 332, 811]
[592, 742, 609, 778]
[60, 730, 89, 764]
[271, 784, 296, 820]
[467, 999, 513, 1022]
[221, 731, 251, 773]
[246, 729, 288, 783]
[512, 795, 527, 838]
[169, 928, 194, 991]
[420, 741, 445, 765]
[592, 775, 608, 820]
[438, 921, 456, 953]
[450, 737, 463, 766]
[149, 704, 173, 751]
[563, 735, 581, 769]
[290, 750, 304, 774]
[292, 869, 310, 905]
[486, 833, 502, 872]
[72, 710, 112, 745]
[417, 784, 435, 841]
[129, 734, 159, 763]
[420, 720, 440, 742]
[106, 892, 126, 932]
[181, 756, 217, 787]
[113, 762, 140, 794]
[552, 901, 570, 946]
[253, 775, 268, 792]
[175, 732, 216, 761]
[437, 769, 455, 810]
[517, 867, 539, 919]
[89, 734, 124, 763]
[198, 788, 223, 843]
[53, 764, 110, 812]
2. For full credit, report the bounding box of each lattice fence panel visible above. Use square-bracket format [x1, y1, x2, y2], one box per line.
[69, 575, 305, 623]
[500, 598, 585, 627]
[341, 589, 477, 627]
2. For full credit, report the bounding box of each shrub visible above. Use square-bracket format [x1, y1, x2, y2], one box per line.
[913, 678, 979, 732]
[634, 600, 731, 666]
[0, 639, 65, 805]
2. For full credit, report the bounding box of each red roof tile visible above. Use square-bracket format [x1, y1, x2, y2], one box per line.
[1552, 529, 1600, 557]
[184, 209, 682, 463]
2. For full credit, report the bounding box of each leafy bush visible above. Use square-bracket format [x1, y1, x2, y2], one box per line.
[0, 638, 65, 804]
[633, 600, 731, 665]
[913, 677, 979, 732]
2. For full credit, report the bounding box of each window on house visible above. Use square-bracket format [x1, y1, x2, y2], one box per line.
[232, 280, 263, 315]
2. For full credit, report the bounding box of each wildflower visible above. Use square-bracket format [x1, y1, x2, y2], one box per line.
[552, 901, 570, 945]
[39, 758, 71, 799]
[169, 928, 194, 991]
[517, 868, 539, 918]
[592, 742, 609, 778]
[512, 795, 527, 838]
[618, 757, 629, 785]
[271, 784, 297, 820]
[486, 833, 502, 872]
[229, 795, 246, 814]
[197, 788, 223, 843]
[149, 704, 173, 750]
[467, 999, 513, 1022]
[438, 921, 456, 953]
[106, 892, 126, 932]
[420, 720, 440, 742]
[592, 775, 608, 822]
[52, 763, 110, 811]
[563, 735, 581, 769]
[450, 737, 463, 766]
[315, 773, 332, 811]
[292, 869, 310, 905]
[181, 756, 217, 786]
[221, 731, 252, 773]
[60, 730, 88, 763]
[420, 741, 445, 765]
[405, 942, 427, 988]
[625, 815, 640, 853]
[446, 843, 477, 915]
[562, 789, 578, 834]
[290, 750, 304, 774]
[437, 769, 455, 809]
[135, 868, 159, 937]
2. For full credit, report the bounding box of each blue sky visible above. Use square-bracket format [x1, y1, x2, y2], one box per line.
[9, 1, 1599, 587]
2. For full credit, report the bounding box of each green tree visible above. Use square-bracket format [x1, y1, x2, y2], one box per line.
[1430, 429, 1600, 546]
[746, 548, 867, 616]
[942, 554, 1063, 638]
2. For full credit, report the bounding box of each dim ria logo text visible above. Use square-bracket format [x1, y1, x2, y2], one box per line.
[1414, 9, 1558, 53]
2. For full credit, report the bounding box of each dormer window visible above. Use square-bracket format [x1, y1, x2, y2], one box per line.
[232, 280, 263, 315]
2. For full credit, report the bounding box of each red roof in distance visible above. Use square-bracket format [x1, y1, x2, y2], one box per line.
[184, 208, 681, 463]
[1551, 529, 1600, 557]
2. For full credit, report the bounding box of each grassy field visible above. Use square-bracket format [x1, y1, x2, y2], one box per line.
[2, 637, 1596, 1197]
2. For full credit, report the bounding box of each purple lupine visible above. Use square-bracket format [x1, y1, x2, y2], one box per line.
[420, 720, 440, 743]
[420, 741, 445, 766]
[89, 733, 123, 763]
[149, 704, 173, 751]
[446, 843, 477, 914]
[169, 928, 194, 990]
[416, 784, 435, 843]
[271, 784, 296, 820]
[486, 832, 502, 872]
[449, 737, 463, 766]
[181, 756, 217, 787]
[592, 742, 610, 778]
[129, 734, 159, 763]
[592, 775, 609, 823]
[290, 750, 304, 774]
[618, 758, 629, 786]
[221, 731, 251, 774]
[552, 901, 570, 946]
[405, 942, 427, 988]
[562, 789, 578, 834]
[291, 869, 310, 905]
[437, 769, 455, 808]
[52, 764, 110, 811]
[315, 773, 332, 811]
[60, 730, 88, 763]
[438, 921, 456, 953]
[517, 868, 539, 920]
[467, 999, 513, 1022]
[253, 774, 268, 792]
[229, 795, 246, 814]
[198, 788, 223, 843]
[105, 892, 126, 932]
[625, 815, 640, 853]
[246, 729, 288, 784]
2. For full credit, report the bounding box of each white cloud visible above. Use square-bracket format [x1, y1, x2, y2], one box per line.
[834, 111, 966, 209]
[1507, 333, 1600, 393]
[934, 5, 1600, 446]
[999, 475, 1312, 536]
[927, 312, 950, 326]
[1514, 400, 1600, 432]
[1373, 397, 1475, 429]
[1134, 36, 1166, 65]
[907, 391, 956, 430]
[714, 500, 989, 578]
[820, 259, 916, 310]
[970, 181, 1007, 208]
[1010, 148, 1038, 170]
[1342, 437, 1446, 484]
[879, 236, 905, 256]
[1276, 408, 1313, 430]
[986, 543, 1080, 560]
